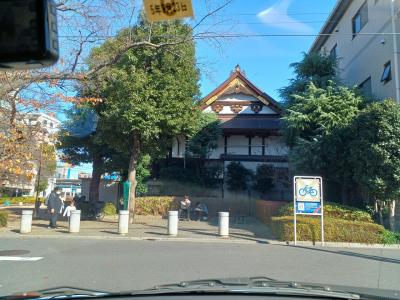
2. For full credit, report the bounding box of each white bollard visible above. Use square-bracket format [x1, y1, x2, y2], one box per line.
[118, 210, 129, 235]
[168, 211, 178, 236]
[69, 210, 81, 233]
[20, 210, 33, 234]
[218, 212, 229, 237]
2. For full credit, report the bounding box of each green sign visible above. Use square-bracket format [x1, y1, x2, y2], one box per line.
[123, 181, 130, 210]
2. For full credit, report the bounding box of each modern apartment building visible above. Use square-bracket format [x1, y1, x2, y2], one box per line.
[310, 0, 400, 102]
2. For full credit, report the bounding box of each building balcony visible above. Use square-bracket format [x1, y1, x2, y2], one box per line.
[220, 153, 288, 163]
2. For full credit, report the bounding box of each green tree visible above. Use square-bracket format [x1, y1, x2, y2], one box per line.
[283, 82, 363, 146]
[253, 164, 274, 194]
[226, 162, 253, 192]
[87, 18, 200, 222]
[279, 52, 338, 106]
[136, 154, 151, 196]
[347, 100, 400, 229]
[284, 82, 363, 204]
[187, 112, 221, 159]
[58, 106, 129, 202]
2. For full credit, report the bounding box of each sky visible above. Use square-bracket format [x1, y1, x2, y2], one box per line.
[191, 0, 337, 100]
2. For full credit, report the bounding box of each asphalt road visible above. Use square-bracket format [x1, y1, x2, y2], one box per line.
[0, 237, 400, 296]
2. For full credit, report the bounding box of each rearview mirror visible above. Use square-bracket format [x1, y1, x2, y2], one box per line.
[0, 0, 59, 69]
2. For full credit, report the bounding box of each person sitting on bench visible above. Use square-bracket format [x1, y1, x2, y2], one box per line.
[194, 202, 209, 221]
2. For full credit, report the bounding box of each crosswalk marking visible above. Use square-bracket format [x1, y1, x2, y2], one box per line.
[0, 256, 43, 261]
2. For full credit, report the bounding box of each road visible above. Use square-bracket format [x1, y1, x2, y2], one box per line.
[0, 237, 399, 296]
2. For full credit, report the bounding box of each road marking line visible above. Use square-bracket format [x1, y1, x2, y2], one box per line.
[0, 256, 43, 261]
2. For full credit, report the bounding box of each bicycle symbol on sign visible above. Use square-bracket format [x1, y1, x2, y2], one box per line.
[298, 185, 318, 197]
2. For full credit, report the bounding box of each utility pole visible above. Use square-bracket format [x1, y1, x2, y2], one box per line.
[34, 146, 42, 218]
[391, 0, 400, 103]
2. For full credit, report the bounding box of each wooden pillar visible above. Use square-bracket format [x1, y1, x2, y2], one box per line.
[262, 136, 266, 156]
[176, 137, 180, 157]
[248, 136, 252, 156]
[224, 135, 228, 155]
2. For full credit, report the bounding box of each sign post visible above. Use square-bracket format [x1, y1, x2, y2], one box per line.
[293, 176, 324, 246]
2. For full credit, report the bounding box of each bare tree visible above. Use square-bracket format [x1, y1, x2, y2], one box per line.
[0, 0, 234, 190]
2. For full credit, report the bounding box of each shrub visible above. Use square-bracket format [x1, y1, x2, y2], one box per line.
[0, 197, 44, 205]
[135, 196, 176, 215]
[199, 165, 222, 188]
[0, 210, 8, 227]
[253, 164, 274, 194]
[271, 216, 385, 244]
[102, 202, 117, 216]
[157, 180, 220, 197]
[226, 162, 253, 191]
[381, 230, 400, 245]
[277, 202, 373, 223]
[159, 164, 221, 188]
[160, 166, 196, 182]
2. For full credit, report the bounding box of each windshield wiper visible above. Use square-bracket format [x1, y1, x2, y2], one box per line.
[126, 277, 361, 299]
[4, 286, 110, 300]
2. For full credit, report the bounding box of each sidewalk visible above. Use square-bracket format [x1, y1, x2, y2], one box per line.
[3, 206, 399, 248]
[0, 206, 275, 244]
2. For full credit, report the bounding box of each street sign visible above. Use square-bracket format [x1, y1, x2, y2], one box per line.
[144, 0, 194, 22]
[293, 176, 324, 245]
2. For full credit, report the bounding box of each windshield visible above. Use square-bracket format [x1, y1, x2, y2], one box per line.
[1, 0, 400, 298]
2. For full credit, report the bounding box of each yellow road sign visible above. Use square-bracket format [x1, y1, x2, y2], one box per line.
[144, 0, 194, 22]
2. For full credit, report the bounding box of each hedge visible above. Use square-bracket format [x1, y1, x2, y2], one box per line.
[278, 202, 373, 223]
[271, 216, 385, 244]
[135, 196, 177, 216]
[382, 230, 400, 244]
[1, 197, 44, 205]
[102, 202, 117, 216]
[0, 210, 8, 227]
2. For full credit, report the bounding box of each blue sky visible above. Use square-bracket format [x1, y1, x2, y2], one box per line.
[192, 0, 337, 100]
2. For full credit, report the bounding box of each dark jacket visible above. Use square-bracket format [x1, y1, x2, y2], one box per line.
[47, 192, 62, 212]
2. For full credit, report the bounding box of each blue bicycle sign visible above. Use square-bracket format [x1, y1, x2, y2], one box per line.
[298, 185, 318, 197]
[293, 176, 324, 245]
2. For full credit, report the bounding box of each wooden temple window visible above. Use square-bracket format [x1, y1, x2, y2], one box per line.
[212, 104, 224, 113]
[230, 104, 243, 114]
[251, 103, 263, 113]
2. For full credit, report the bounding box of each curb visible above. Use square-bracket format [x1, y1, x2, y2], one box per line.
[282, 241, 400, 249]
[1, 233, 399, 249]
[0, 233, 271, 245]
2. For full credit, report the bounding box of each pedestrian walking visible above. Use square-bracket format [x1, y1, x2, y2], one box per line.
[47, 187, 63, 229]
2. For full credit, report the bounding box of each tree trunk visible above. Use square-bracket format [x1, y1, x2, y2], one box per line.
[378, 201, 384, 226]
[89, 154, 102, 203]
[128, 131, 140, 224]
[389, 199, 396, 232]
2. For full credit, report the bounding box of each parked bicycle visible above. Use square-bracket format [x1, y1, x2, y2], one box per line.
[79, 200, 105, 221]
[299, 185, 318, 197]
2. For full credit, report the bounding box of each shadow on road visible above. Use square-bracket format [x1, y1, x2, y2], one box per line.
[142, 222, 270, 243]
[100, 230, 119, 235]
[287, 245, 400, 264]
[145, 231, 168, 236]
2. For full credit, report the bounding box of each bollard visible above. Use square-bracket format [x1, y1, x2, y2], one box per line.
[20, 210, 33, 234]
[118, 210, 129, 235]
[218, 212, 229, 237]
[168, 211, 178, 236]
[69, 210, 81, 233]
